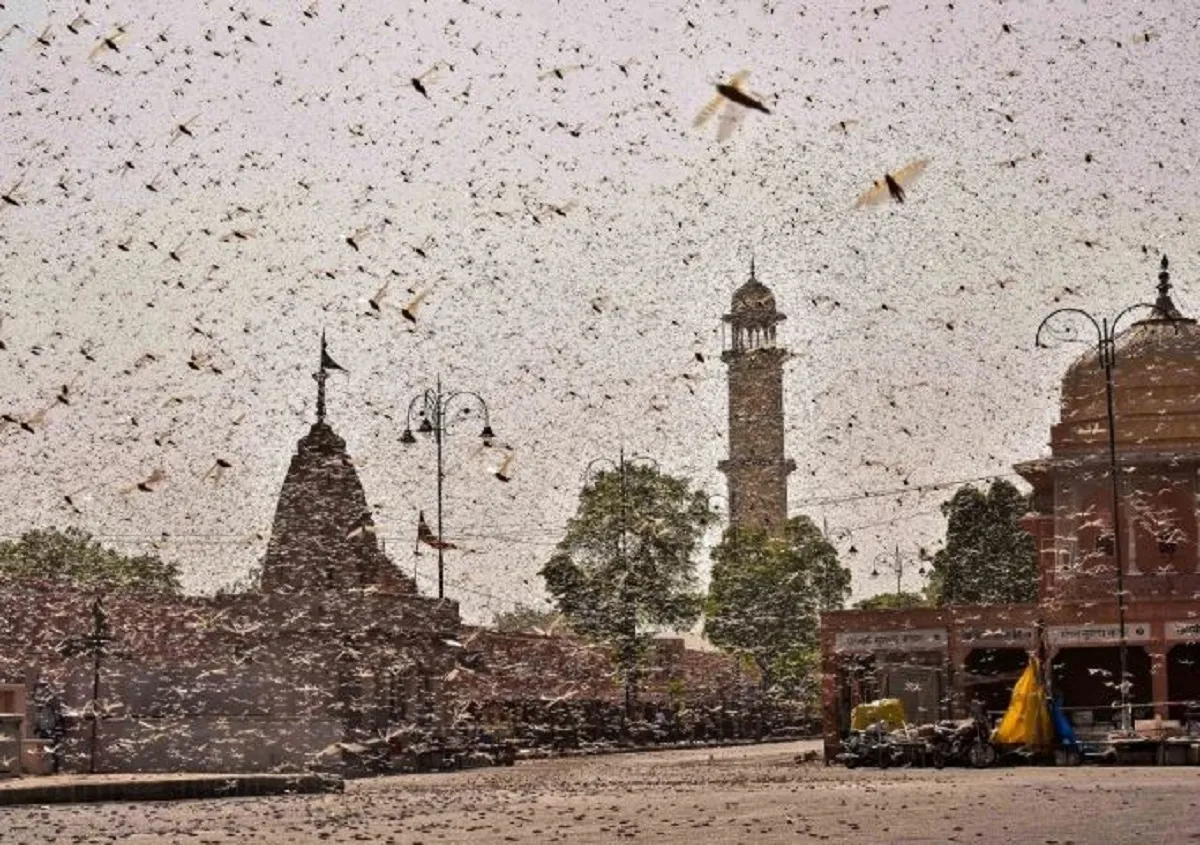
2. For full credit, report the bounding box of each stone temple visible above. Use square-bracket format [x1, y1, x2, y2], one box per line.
[259, 339, 415, 596]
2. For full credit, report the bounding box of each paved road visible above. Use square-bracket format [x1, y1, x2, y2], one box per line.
[5, 741, 1200, 844]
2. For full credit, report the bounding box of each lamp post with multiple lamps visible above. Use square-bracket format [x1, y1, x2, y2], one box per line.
[400, 376, 496, 600]
[1034, 255, 1189, 734]
[871, 545, 925, 598]
[581, 448, 659, 722]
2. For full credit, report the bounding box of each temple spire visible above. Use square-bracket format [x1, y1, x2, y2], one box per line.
[749, 253, 756, 283]
[315, 332, 328, 423]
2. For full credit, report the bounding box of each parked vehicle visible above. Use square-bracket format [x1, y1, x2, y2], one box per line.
[837, 710, 998, 769]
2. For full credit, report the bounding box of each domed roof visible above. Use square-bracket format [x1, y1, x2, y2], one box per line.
[731, 278, 776, 314]
[1055, 259, 1200, 453]
[727, 258, 782, 320]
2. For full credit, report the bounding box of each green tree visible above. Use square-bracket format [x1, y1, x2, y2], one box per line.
[0, 527, 181, 593]
[540, 462, 715, 716]
[853, 591, 930, 611]
[927, 479, 1037, 605]
[705, 516, 850, 696]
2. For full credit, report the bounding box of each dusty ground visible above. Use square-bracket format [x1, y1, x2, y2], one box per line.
[5, 741, 1200, 844]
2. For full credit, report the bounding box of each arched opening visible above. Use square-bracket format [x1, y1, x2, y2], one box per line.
[962, 648, 1030, 721]
[1051, 646, 1153, 729]
[1166, 643, 1200, 723]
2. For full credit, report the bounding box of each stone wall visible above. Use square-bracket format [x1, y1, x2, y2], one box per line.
[0, 580, 459, 772]
[1, 579, 763, 771]
[447, 629, 754, 711]
[60, 716, 345, 773]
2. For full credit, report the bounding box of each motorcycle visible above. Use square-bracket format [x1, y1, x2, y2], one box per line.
[923, 712, 996, 768]
[836, 722, 912, 768]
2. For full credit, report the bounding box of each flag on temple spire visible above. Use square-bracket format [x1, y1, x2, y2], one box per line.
[314, 330, 347, 424]
[320, 329, 347, 372]
[416, 510, 457, 551]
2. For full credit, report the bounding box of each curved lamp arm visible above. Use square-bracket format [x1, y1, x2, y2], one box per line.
[440, 390, 493, 438]
[400, 391, 439, 441]
[870, 551, 892, 578]
[1035, 307, 1103, 352]
[581, 457, 619, 484]
[1110, 301, 1175, 335]
[1037, 302, 1181, 370]
[825, 525, 853, 543]
[401, 387, 494, 440]
[581, 453, 658, 485]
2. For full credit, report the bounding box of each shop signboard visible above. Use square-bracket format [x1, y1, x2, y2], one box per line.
[833, 629, 947, 654]
[1166, 621, 1200, 642]
[1047, 622, 1151, 647]
[960, 627, 1035, 648]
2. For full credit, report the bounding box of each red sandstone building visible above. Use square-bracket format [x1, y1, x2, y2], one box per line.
[820, 266, 1200, 757]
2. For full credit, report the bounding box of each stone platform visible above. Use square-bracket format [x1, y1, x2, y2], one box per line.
[0, 771, 343, 806]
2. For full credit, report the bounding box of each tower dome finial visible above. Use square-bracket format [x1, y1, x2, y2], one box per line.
[1154, 254, 1184, 321]
[749, 253, 756, 282]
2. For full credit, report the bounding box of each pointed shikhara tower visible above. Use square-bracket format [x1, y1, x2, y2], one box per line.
[718, 260, 796, 537]
[259, 333, 416, 595]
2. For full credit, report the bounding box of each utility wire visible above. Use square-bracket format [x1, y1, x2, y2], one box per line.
[1, 469, 1024, 547]
[793, 470, 1022, 507]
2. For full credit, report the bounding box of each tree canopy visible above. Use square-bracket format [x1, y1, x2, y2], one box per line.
[705, 516, 850, 695]
[491, 603, 570, 635]
[0, 527, 182, 594]
[926, 479, 1037, 605]
[540, 462, 715, 710]
[853, 591, 931, 611]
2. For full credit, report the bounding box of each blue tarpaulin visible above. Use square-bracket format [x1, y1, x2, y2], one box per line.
[1051, 695, 1078, 748]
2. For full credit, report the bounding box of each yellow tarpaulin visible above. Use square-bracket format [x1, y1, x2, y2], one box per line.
[991, 657, 1053, 748]
[850, 698, 906, 731]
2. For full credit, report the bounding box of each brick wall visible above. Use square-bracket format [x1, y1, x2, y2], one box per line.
[0, 581, 460, 772]
[447, 629, 754, 711]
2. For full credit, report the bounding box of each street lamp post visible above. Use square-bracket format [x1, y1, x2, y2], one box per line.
[58, 595, 114, 774]
[1034, 256, 1187, 734]
[400, 375, 496, 600]
[582, 448, 659, 722]
[871, 545, 924, 598]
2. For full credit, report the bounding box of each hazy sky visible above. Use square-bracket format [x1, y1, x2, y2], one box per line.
[1, 0, 1197, 623]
